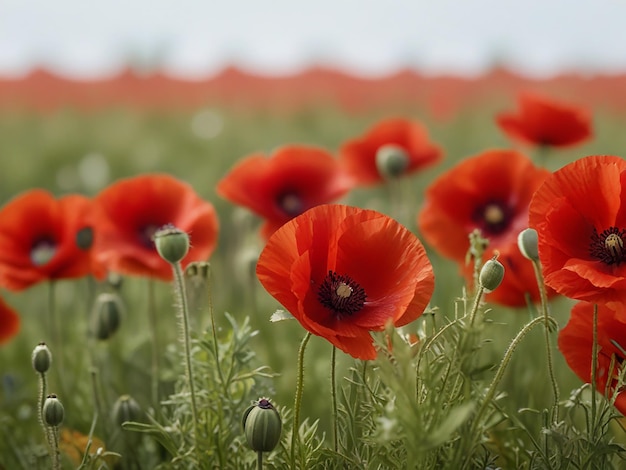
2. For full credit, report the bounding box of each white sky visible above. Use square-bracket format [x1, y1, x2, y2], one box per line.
[2, 0, 626, 78]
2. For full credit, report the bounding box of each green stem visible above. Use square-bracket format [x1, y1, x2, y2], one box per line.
[331, 346, 338, 453]
[467, 285, 485, 327]
[591, 304, 598, 429]
[291, 332, 311, 470]
[257, 450, 263, 470]
[172, 262, 201, 460]
[37, 372, 53, 455]
[50, 426, 60, 470]
[461, 315, 548, 468]
[147, 279, 161, 415]
[531, 259, 560, 423]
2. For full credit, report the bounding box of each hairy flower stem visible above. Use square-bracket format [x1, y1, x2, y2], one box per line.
[257, 451, 263, 470]
[49, 425, 60, 470]
[459, 315, 549, 469]
[467, 285, 485, 327]
[172, 261, 201, 460]
[532, 259, 560, 423]
[291, 332, 311, 470]
[591, 304, 599, 429]
[37, 372, 54, 456]
[147, 280, 161, 416]
[331, 346, 338, 453]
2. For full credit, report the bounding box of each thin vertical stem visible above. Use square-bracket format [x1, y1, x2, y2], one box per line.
[147, 279, 161, 415]
[531, 259, 560, 423]
[331, 346, 338, 453]
[50, 426, 60, 470]
[257, 450, 263, 470]
[172, 262, 201, 459]
[467, 285, 485, 327]
[291, 332, 311, 470]
[591, 304, 599, 428]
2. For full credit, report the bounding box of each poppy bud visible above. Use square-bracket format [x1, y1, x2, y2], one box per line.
[91, 292, 123, 340]
[242, 397, 282, 452]
[375, 144, 409, 179]
[479, 257, 505, 292]
[43, 394, 64, 427]
[32, 342, 52, 374]
[518, 228, 539, 261]
[112, 394, 142, 427]
[154, 225, 190, 264]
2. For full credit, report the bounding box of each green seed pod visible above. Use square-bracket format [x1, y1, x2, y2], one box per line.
[242, 398, 282, 452]
[112, 394, 142, 427]
[75, 226, 94, 250]
[375, 144, 410, 179]
[31, 342, 52, 374]
[43, 394, 64, 427]
[153, 224, 190, 264]
[518, 228, 539, 261]
[91, 292, 123, 340]
[479, 258, 505, 292]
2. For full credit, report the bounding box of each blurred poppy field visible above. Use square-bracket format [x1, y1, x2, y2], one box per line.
[2, 68, 626, 469]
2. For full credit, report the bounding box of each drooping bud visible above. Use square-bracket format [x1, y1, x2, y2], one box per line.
[479, 257, 505, 292]
[153, 224, 190, 264]
[518, 228, 539, 261]
[375, 144, 410, 179]
[112, 394, 142, 427]
[43, 394, 64, 427]
[91, 292, 123, 340]
[242, 397, 282, 452]
[31, 342, 52, 374]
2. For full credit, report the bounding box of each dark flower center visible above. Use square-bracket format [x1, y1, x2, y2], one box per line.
[590, 226, 626, 265]
[277, 191, 303, 217]
[318, 271, 367, 317]
[472, 201, 511, 235]
[30, 238, 57, 266]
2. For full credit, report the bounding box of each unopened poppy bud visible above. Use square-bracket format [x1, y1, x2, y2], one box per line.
[31, 342, 52, 374]
[112, 394, 142, 427]
[43, 394, 64, 427]
[242, 397, 282, 452]
[518, 228, 539, 261]
[91, 292, 123, 340]
[375, 144, 409, 179]
[479, 257, 505, 292]
[154, 224, 189, 264]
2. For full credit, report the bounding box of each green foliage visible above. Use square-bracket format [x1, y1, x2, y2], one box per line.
[2, 106, 626, 468]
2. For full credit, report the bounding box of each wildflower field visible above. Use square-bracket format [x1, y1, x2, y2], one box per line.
[2, 71, 626, 469]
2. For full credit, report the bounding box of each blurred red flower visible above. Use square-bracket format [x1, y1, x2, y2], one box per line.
[217, 145, 352, 239]
[339, 117, 442, 186]
[256, 204, 434, 360]
[418, 149, 553, 306]
[558, 301, 626, 414]
[92, 174, 219, 281]
[529, 155, 626, 306]
[496, 92, 593, 148]
[0, 296, 19, 343]
[0, 190, 100, 291]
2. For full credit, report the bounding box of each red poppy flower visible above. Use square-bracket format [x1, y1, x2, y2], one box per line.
[496, 92, 593, 148]
[0, 190, 100, 291]
[256, 204, 435, 360]
[529, 155, 626, 306]
[339, 117, 442, 186]
[92, 174, 219, 281]
[558, 301, 626, 414]
[418, 149, 553, 306]
[217, 145, 353, 239]
[0, 296, 19, 344]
